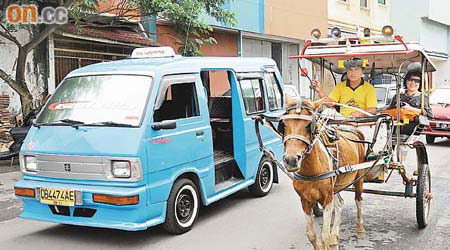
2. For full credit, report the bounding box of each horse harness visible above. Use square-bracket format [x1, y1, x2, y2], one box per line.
[254, 102, 381, 184]
[278, 103, 320, 162]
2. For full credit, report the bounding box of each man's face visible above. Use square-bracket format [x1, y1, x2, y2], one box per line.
[347, 66, 363, 82]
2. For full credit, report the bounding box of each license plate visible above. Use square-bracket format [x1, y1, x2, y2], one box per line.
[40, 188, 75, 206]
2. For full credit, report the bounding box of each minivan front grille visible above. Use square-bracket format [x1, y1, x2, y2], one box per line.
[21, 154, 142, 182]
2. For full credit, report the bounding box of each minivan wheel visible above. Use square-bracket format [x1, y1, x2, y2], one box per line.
[426, 135, 435, 144]
[163, 179, 199, 234]
[249, 157, 274, 197]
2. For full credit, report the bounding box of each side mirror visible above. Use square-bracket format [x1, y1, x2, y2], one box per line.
[152, 120, 177, 130]
[300, 67, 309, 77]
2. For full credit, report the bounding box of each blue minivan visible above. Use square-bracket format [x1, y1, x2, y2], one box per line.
[14, 47, 284, 234]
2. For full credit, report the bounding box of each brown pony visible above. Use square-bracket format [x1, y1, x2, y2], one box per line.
[281, 97, 366, 250]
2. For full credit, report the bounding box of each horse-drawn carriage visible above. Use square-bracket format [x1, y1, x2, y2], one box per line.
[254, 26, 433, 250]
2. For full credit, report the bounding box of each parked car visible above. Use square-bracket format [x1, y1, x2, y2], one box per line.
[422, 87, 450, 143]
[375, 84, 397, 112]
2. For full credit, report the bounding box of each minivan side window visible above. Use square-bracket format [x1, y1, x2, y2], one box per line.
[239, 78, 265, 114]
[153, 82, 199, 122]
[265, 73, 283, 111]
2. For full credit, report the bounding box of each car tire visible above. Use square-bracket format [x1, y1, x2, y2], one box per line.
[163, 178, 200, 234]
[426, 135, 435, 144]
[248, 157, 274, 197]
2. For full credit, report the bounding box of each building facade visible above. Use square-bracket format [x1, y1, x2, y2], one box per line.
[328, 0, 391, 36]
[153, 0, 328, 99]
[391, 0, 450, 88]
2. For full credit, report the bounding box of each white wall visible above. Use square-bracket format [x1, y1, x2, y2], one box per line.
[390, 0, 424, 42]
[242, 38, 303, 97]
[391, 0, 450, 88]
[0, 30, 45, 115]
[431, 60, 450, 88]
[281, 43, 299, 88]
[328, 0, 391, 34]
[421, 19, 449, 55]
[428, 0, 450, 26]
[242, 38, 271, 57]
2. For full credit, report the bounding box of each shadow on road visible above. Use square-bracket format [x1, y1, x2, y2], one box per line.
[13, 188, 258, 247]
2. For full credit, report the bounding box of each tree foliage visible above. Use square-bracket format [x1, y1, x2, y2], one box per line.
[0, 0, 235, 116]
[137, 0, 236, 55]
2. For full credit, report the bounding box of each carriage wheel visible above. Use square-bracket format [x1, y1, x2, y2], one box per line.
[313, 203, 323, 217]
[416, 163, 431, 229]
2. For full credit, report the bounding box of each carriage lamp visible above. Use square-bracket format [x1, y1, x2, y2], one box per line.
[24, 156, 37, 172]
[331, 27, 342, 39]
[311, 29, 321, 39]
[363, 28, 371, 37]
[111, 161, 131, 178]
[382, 25, 394, 37]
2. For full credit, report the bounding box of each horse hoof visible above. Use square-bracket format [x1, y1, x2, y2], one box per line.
[330, 237, 339, 246]
[356, 224, 365, 239]
[356, 231, 365, 239]
[329, 234, 339, 246]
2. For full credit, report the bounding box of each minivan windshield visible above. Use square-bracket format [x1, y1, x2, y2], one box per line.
[37, 75, 152, 127]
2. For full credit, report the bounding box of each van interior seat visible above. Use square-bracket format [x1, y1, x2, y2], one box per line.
[209, 97, 231, 122]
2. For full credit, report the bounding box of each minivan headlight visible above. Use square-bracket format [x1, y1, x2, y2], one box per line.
[111, 161, 131, 178]
[24, 156, 37, 172]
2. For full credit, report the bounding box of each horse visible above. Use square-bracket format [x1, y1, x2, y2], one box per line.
[280, 97, 367, 250]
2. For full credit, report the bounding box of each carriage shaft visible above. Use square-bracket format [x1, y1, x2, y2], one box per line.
[345, 187, 415, 198]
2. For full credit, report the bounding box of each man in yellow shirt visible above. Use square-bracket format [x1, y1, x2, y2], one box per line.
[310, 58, 377, 117]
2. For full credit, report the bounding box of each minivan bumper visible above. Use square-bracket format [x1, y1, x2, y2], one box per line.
[422, 122, 450, 137]
[15, 179, 166, 231]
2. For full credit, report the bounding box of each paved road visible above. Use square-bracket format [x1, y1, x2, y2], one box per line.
[0, 138, 449, 250]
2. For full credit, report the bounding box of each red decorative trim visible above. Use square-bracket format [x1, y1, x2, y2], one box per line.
[291, 51, 413, 59]
[394, 35, 408, 51]
[301, 40, 312, 56]
[149, 138, 172, 144]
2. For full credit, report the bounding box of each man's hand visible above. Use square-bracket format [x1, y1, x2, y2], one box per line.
[310, 80, 322, 93]
[350, 111, 365, 118]
[350, 107, 376, 117]
[310, 80, 329, 99]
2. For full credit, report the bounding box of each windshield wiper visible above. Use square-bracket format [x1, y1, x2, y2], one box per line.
[86, 121, 134, 127]
[41, 119, 84, 128]
[34, 119, 85, 128]
[58, 119, 85, 128]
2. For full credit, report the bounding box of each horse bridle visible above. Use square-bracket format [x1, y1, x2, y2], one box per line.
[280, 103, 319, 163]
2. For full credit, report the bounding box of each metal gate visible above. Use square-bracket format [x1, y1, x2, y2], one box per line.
[54, 36, 134, 85]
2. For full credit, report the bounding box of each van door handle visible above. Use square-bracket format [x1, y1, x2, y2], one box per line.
[196, 131, 204, 136]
